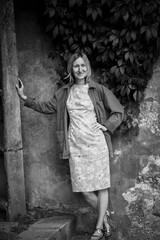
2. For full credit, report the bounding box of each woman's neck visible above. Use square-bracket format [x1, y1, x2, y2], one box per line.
[75, 78, 85, 85]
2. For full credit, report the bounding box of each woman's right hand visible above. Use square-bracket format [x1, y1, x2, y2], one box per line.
[15, 78, 27, 101]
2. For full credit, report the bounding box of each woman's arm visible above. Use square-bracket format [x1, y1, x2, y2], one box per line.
[102, 87, 124, 134]
[16, 78, 27, 101]
[16, 78, 57, 114]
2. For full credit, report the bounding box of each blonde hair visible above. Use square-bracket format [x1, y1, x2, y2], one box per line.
[66, 52, 91, 84]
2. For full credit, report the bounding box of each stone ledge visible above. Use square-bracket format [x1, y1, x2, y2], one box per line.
[17, 215, 76, 240]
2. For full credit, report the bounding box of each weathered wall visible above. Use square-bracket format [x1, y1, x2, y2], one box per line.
[109, 61, 160, 240]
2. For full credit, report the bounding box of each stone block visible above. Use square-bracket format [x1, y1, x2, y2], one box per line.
[18, 216, 76, 240]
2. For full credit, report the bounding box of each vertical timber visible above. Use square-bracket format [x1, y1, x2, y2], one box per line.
[0, 0, 26, 220]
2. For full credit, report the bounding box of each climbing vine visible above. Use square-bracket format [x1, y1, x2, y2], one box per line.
[44, 0, 160, 103]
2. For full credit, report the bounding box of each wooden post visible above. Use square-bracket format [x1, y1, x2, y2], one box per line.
[0, 0, 26, 220]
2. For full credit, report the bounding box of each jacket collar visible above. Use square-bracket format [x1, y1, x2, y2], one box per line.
[63, 79, 96, 89]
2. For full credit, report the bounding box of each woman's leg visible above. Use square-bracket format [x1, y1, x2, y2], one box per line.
[82, 188, 109, 229]
[96, 188, 108, 229]
[82, 191, 98, 210]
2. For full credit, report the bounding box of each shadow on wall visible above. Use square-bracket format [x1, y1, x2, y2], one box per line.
[14, 0, 45, 14]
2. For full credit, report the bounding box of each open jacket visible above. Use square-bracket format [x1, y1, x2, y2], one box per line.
[24, 79, 124, 159]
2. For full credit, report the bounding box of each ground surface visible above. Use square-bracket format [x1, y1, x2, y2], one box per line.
[0, 206, 76, 240]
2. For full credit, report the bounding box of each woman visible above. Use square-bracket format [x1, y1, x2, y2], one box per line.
[16, 52, 124, 240]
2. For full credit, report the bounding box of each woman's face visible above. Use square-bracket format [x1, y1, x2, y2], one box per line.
[72, 57, 88, 83]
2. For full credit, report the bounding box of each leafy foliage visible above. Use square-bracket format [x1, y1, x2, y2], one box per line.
[44, 0, 160, 103]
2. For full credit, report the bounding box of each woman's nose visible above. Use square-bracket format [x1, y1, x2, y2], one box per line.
[78, 66, 82, 72]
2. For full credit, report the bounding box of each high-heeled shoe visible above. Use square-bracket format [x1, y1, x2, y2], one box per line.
[103, 211, 112, 237]
[90, 228, 104, 240]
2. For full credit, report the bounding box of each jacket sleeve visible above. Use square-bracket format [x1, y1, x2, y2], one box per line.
[102, 87, 124, 134]
[24, 95, 57, 114]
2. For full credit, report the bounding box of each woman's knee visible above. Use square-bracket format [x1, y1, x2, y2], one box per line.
[82, 191, 93, 200]
[98, 188, 109, 196]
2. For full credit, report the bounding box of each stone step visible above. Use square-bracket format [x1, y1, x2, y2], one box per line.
[71, 234, 90, 240]
[71, 234, 106, 240]
[17, 215, 76, 240]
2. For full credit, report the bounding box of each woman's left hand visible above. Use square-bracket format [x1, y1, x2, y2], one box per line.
[92, 123, 107, 132]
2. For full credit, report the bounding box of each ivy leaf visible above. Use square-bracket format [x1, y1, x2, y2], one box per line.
[131, 31, 136, 41]
[97, 8, 103, 17]
[120, 85, 126, 96]
[116, 49, 121, 56]
[129, 53, 134, 63]
[77, 0, 82, 7]
[109, 35, 117, 41]
[83, 23, 87, 31]
[121, 29, 127, 36]
[151, 27, 157, 38]
[51, 0, 57, 7]
[93, 41, 97, 49]
[126, 86, 130, 96]
[146, 28, 152, 40]
[69, 37, 74, 46]
[126, 32, 131, 43]
[87, 34, 92, 41]
[123, 12, 129, 22]
[102, 53, 107, 62]
[49, 8, 55, 17]
[86, 7, 92, 17]
[116, 84, 122, 91]
[140, 26, 147, 34]
[112, 38, 119, 48]
[52, 26, 59, 38]
[120, 66, 125, 74]
[92, 9, 98, 21]
[71, 43, 79, 51]
[133, 90, 143, 101]
[101, 0, 107, 4]
[59, 25, 64, 35]
[115, 68, 120, 78]
[118, 59, 123, 66]
[64, 28, 69, 35]
[110, 66, 117, 73]
[69, 0, 77, 7]
[46, 22, 55, 32]
[129, 84, 136, 90]
[125, 52, 130, 61]
[109, 51, 115, 60]
[82, 34, 87, 44]
[84, 46, 92, 55]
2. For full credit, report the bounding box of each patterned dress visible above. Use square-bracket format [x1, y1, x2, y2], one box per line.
[66, 83, 110, 192]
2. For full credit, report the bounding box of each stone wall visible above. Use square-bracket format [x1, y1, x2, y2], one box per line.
[109, 61, 160, 239]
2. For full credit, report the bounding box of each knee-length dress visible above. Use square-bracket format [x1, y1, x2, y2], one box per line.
[66, 83, 110, 192]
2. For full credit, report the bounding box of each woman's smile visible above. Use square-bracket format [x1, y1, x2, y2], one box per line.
[72, 57, 88, 83]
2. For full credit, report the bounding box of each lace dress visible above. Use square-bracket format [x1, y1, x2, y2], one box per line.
[66, 83, 110, 192]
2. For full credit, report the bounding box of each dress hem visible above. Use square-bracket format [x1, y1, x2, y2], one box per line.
[72, 185, 111, 193]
